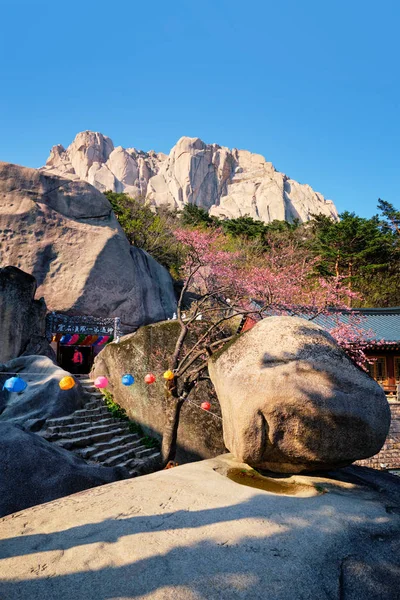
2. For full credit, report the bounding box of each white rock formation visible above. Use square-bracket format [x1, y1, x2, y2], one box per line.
[43, 131, 339, 223]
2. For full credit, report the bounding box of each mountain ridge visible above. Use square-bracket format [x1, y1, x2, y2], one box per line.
[42, 131, 339, 224]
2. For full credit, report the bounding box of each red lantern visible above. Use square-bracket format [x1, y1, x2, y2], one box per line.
[144, 373, 156, 384]
[201, 401, 211, 411]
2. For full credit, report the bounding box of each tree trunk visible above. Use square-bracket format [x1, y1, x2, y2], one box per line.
[160, 382, 185, 468]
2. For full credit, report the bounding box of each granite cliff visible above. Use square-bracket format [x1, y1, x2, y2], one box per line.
[43, 131, 339, 223]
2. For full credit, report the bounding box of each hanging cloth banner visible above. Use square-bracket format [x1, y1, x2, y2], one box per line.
[77, 334, 86, 345]
[68, 334, 80, 345]
[60, 334, 71, 345]
[100, 335, 110, 345]
[93, 336, 104, 347]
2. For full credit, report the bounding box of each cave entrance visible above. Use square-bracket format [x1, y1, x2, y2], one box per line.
[45, 313, 121, 374]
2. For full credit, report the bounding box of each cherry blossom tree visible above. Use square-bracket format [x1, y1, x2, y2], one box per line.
[159, 228, 369, 467]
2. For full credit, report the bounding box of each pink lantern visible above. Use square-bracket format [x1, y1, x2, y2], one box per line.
[144, 373, 156, 384]
[94, 376, 109, 388]
[201, 401, 211, 411]
[68, 334, 80, 345]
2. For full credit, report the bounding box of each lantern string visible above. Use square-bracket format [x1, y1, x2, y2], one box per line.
[183, 397, 223, 421]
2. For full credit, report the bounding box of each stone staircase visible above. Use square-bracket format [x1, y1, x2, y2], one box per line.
[42, 375, 161, 477]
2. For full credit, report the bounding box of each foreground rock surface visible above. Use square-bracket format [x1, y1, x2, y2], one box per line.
[209, 317, 391, 473]
[43, 131, 339, 223]
[0, 423, 124, 517]
[0, 355, 84, 431]
[0, 454, 399, 599]
[0, 161, 176, 328]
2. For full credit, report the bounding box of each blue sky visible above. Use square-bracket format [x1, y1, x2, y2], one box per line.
[0, 0, 398, 218]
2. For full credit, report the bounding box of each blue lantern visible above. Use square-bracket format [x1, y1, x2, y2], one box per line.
[3, 376, 28, 393]
[60, 334, 71, 345]
[122, 374, 135, 386]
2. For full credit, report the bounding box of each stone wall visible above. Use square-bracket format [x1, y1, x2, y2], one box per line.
[356, 402, 400, 470]
[91, 321, 225, 464]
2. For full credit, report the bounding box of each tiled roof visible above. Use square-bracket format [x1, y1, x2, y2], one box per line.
[311, 307, 400, 343]
[250, 302, 400, 343]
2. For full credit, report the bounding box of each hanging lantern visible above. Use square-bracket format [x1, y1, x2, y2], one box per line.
[3, 376, 27, 393]
[77, 334, 86, 345]
[60, 334, 71, 345]
[144, 373, 156, 384]
[122, 374, 135, 386]
[68, 334, 80, 345]
[94, 376, 109, 388]
[93, 336, 104, 347]
[201, 401, 211, 411]
[59, 376, 76, 390]
[101, 336, 110, 345]
[163, 370, 174, 381]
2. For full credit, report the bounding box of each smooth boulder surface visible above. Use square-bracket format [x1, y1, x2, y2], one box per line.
[0, 454, 399, 599]
[0, 423, 124, 517]
[0, 355, 84, 431]
[43, 131, 339, 223]
[0, 161, 176, 328]
[209, 317, 391, 473]
[0, 266, 53, 363]
[91, 321, 225, 463]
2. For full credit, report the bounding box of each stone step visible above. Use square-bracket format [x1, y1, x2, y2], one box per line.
[102, 445, 150, 467]
[134, 447, 161, 459]
[91, 439, 144, 463]
[47, 411, 113, 427]
[75, 434, 140, 459]
[47, 421, 129, 442]
[74, 406, 109, 418]
[56, 427, 130, 449]
[85, 400, 106, 410]
[46, 417, 117, 435]
[65, 421, 130, 439]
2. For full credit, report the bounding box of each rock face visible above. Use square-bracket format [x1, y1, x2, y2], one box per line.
[208, 317, 391, 473]
[0, 266, 53, 363]
[0, 355, 84, 431]
[0, 161, 176, 328]
[91, 321, 225, 463]
[0, 454, 399, 599]
[0, 422, 124, 518]
[43, 131, 339, 223]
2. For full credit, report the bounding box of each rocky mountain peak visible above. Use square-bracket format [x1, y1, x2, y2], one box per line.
[43, 131, 338, 223]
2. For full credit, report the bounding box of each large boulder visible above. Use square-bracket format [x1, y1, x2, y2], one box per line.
[0, 423, 124, 517]
[91, 321, 225, 463]
[208, 316, 391, 473]
[42, 131, 339, 223]
[0, 355, 84, 431]
[0, 161, 176, 328]
[0, 266, 53, 363]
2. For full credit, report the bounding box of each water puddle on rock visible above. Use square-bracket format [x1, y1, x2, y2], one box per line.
[226, 468, 321, 496]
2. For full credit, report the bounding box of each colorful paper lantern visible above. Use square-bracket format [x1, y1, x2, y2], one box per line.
[59, 376, 76, 390]
[201, 401, 211, 411]
[144, 373, 156, 384]
[94, 376, 109, 388]
[163, 370, 174, 381]
[122, 374, 135, 386]
[68, 334, 80, 345]
[60, 334, 71, 345]
[3, 376, 27, 393]
[93, 336, 104, 346]
[77, 334, 86, 344]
